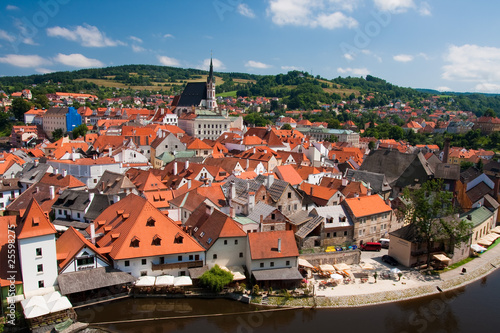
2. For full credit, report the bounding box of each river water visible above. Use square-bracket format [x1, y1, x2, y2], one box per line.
[76, 268, 500, 333]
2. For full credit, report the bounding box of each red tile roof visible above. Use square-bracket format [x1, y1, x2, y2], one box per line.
[344, 195, 392, 218]
[248, 230, 299, 260]
[16, 198, 57, 240]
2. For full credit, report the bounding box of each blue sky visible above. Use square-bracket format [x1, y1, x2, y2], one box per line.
[0, 0, 499, 93]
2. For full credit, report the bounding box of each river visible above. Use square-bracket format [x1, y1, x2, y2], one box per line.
[76, 268, 500, 333]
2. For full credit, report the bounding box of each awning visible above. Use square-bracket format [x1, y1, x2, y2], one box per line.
[319, 264, 335, 272]
[224, 266, 246, 281]
[298, 259, 314, 269]
[433, 254, 451, 262]
[491, 226, 500, 234]
[484, 233, 500, 242]
[334, 263, 350, 271]
[135, 276, 156, 287]
[155, 275, 175, 286]
[477, 238, 493, 247]
[173, 276, 192, 287]
[57, 267, 136, 295]
[252, 267, 303, 281]
[471, 244, 487, 253]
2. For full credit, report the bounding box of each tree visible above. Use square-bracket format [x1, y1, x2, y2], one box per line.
[368, 140, 376, 150]
[402, 179, 472, 267]
[11, 98, 31, 121]
[72, 124, 88, 139]
[33, 94, 50, 109]
[484, 108, 496, 118]
[52, 129, 64, 141]
[281, 123, 292, 130]
[199, 265, 233, 292]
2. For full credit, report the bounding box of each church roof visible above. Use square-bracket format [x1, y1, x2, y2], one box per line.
[175, 82, 207, 108]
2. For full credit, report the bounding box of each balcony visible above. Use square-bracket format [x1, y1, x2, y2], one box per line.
[151, 260, 203, 271]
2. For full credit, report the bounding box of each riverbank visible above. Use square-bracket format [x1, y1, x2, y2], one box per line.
[256, 241, 500, 308]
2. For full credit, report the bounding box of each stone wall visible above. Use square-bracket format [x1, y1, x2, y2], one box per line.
[300, 250, 361, 266]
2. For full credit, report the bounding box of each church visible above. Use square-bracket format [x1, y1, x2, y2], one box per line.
[172, 58, 218, 115]
[173, 58, 243, 140]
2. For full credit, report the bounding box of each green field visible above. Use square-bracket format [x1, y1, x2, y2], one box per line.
[217, 90, 237, 98]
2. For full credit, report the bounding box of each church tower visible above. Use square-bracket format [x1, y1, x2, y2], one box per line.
[206, 57, 217, 111]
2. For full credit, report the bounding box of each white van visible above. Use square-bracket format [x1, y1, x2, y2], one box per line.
[379, 238, 390, 249]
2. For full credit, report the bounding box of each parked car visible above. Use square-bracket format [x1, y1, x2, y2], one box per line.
[379, 238, 390, 249]
[382, 255, 398, 266]
[360, 242, 382, 251]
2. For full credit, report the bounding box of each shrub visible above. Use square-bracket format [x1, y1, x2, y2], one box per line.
[199, 265, 234, 292]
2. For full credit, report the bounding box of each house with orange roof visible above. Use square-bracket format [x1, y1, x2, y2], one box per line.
[299, 182, 344, 207]
[246, 230, 302, 287]
[168, 189, 220, 224]
[276, 116, 297, 129]
[10, 125, 39, 148]
[16, 199, 58, 297]
[0, 158, 23, 179]
[6, 182, 60, 217]
[276, 151, 310, 167]
[92, 194, 205, 277]
[150, 131, 186, 168]
[235, 147, 281, 173]
[342, 195, 395, 246]
[185, 137, 213, 158]
[56, 227, 110, 274]
[274, 165, 303, 186]
[185, 204, 247, 268]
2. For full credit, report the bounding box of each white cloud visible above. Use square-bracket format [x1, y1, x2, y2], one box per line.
[281, 65, 303, 71]
[47, 24, 124, 47]
[0, 54, 49, 68]
[163, 34, 174, 38]
[237, 3, 256, 18]
[245, 60, 272, 69]
[22, 37, 38, 45]
[0, 29, 15, 43]
[337, 67, 370, 76]
[132, 45, 146, 53]
[129, 36, 143, 43]
[54, 53, 104, 67]
[343, 53, 355, 61]
[393, 54, 414, 62]
[197, 58, 226, 71]
[36, 68, 55, 74]
[417, 52, 429, 60]
[373, 0, 415, 13]
[475, 83, 500, 93]
[267, 0, 358, 30]
[442, 45, 500, 90]
[158, 55, 181, 67]
[6, 4, 19, 10]
[436, 86, 451, 92]
[419, 2, 431, 16]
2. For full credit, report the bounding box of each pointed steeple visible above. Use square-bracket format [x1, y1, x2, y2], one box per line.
[207, 56, 215, 84]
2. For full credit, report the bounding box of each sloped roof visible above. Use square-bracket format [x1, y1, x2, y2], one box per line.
[467, 182, 493, 203]
[460, 206, 493, 228]
[299, 183, 339, 206]
[295, 215, 324, 239]
[93, 194, 204, 260]
[95, 170, 136, 195]
[175, 82, 207, 107]
[52, 189, 91, 211]
[434, 163, 460, 180]
[343, 195, 392, 218]
[7, 182, 60, 215]
[56, 227, 110, 272]
[16, 198, 56, 240]
[274, 165, 303, 186]
[248, 230, 299, 260]
[39, 173, 86, 188]
[346, 169, 391, 193]
[247, 202, 279, 223]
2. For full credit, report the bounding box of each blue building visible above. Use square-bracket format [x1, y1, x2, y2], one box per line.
[65, 106, 82, 132]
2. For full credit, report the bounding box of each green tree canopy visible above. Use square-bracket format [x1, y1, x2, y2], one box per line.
[281, 123, 292, 130]
[52, 129, 64, 141]
[199, 265, 233, 292]
[402, 179, 472, 266]
[11, 98, 32, 121]
[72, 124, 88, 139]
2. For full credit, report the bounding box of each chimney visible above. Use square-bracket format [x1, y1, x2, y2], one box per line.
[230, 206, 235, 218]
[187, 179, 192, 189]
[206, 204, 212, 216]
[53, 168, 58, 175]
[230, 180, 236, 200]
[367, 182, 371, 196]
[173, 162, 178, 175]
[342, 178, 348, 187]
[443, 138, 450, 162]
[34, 159, 39, 167]
[185, 160, 190, 170]
[266, 174, 274, 188]
[90, 223, 96, 245]
[246, 158, 249, 170]
[113, 194, 120, 203]
[62, 169, 67, 177]
[248, 191, 255, 212]
[109, 147, 113, 157]
[253, 148, 256, 154]
[278, 238, 282, 253]
[89, 192, 95, 203]
[467, 214, 472, 220]
[260, 215, 263, 232]
[49, 186, 55, 200]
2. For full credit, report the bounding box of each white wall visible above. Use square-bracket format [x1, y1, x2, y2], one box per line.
[60, 247, 109, 274]
[205, 236, 247, 268]
[247, 257, 297, 275]
[18, 234, 58, 297]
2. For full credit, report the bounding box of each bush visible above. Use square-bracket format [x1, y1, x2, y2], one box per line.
[199, 265, 233, 292]
[252, 284, 260, 295]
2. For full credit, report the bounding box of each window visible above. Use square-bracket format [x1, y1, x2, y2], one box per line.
[333, 232, 337, 237]
[146, 217, 156, 227]
[358, 229, 363, 236]
[260, 263, 264, 268]
[142, 259, 147, 265]
[286, 260, 290, 266]
[239, 252, 243, 258]
[141, 271, 147, 276]
[195, 254, 200, 261]
[288, 192, 292, 198]
[189, 255, 193, 261]
[130, 238, 140, 247]
[36, 248, 42, 256]
[213, 254, 217, 259]
[178, 255, 183, 262]
[234, 240, 238, 245]
[224, 240, 228, 245]
[77, 257, 94, 266]
[38, 280, 44, 288]
[77, 212, 80, 218]
[294, 204, 297, 210]
[179, 271, 186, 276]
[58, 209, 62, 215]
[278, 205, 282, 211]
[344, 231, 348, 236]
[327, 233, 331, 238]
[124, 260, 130, 267]
[270, 262, 274, 267]
[37, 264, 43, 273]
[200, 232, 205, 238]
[207, 238, 213, 244]
[160, 257, 165, 264]
[270, 226, 275, 231]
[271, 214, 276, 220]
[152, 236, 161, 246]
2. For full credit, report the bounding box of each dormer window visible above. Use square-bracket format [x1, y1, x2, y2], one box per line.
[174, 233, 184, 244]
[152, 235, 162, 246]
[130, 236, 140, 248]
[32, 217, 39, 226]
[200, 232, 205, 238]
[146, 217, 156, 227]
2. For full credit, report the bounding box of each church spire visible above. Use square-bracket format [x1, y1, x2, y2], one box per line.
[207, 54, 215, 84]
